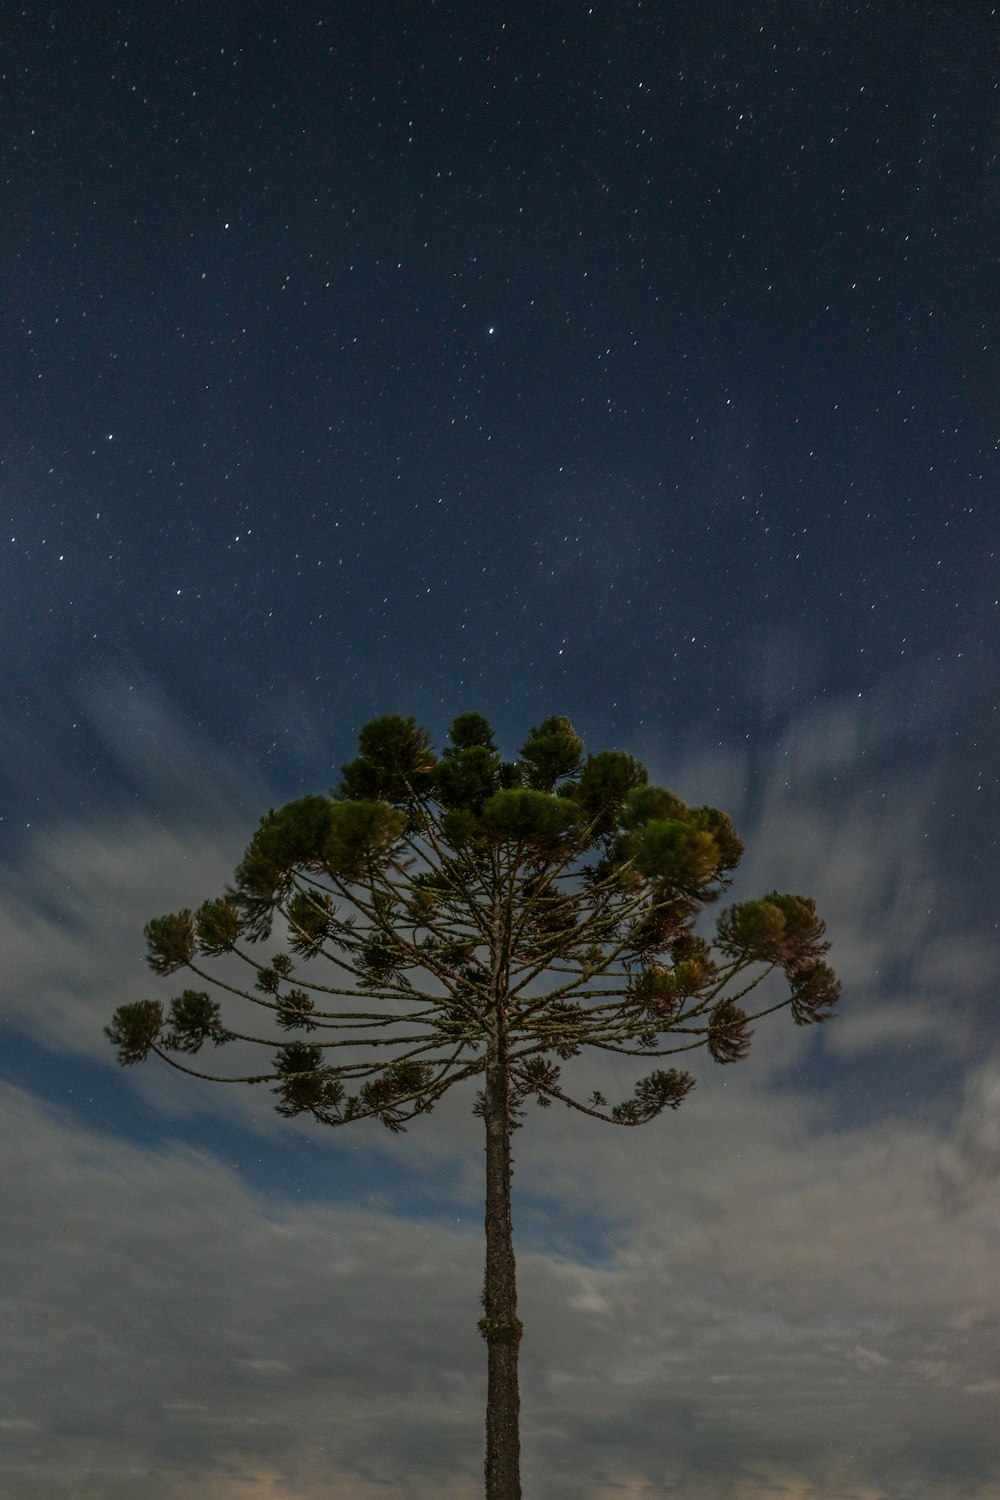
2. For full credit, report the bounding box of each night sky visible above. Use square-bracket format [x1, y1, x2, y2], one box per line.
[2, 4, 998, 1498]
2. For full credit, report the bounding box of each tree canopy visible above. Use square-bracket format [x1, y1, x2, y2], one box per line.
[108, 711, 840, 1129]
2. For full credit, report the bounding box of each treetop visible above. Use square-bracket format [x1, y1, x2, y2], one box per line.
[107, 711, 840, 1133]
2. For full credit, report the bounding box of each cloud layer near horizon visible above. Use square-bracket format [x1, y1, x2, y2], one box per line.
[1, 676, 998, 1499]
[3, 1050, 999, 1500]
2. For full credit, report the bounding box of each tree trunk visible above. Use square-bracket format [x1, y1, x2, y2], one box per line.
[481, 1019, 522, 1500]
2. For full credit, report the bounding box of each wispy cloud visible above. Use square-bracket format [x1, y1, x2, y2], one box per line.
[2, 674, 998, 1497]
[4, 1054, 999, 1499]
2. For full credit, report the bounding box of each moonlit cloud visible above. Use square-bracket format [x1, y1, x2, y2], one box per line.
[1, 676, 998, 1497]
[0, 674, 264, 1064]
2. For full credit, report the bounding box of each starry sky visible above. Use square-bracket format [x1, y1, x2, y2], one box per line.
[2, 3, 998, 1497]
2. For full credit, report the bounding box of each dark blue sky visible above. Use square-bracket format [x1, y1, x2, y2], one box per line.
[5, 2, 994, 784]
[2, 5, 998, 1498]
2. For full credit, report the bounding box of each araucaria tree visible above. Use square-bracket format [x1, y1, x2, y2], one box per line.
[107, 713, 840, 1500]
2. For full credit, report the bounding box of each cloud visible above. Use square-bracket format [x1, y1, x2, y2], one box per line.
[0, 673, 265, 1064]
[825, 998, 975, 1059]
[935, 1058, 1000, 1211]
[636, 681, 988, 1096]
[2, 675, 1000, 1497]
[4, 1056, 1000, 1500]
[0, 1080, 486, 1500]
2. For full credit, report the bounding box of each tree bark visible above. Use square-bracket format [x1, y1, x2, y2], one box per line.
[481, 1011, 522, 1500]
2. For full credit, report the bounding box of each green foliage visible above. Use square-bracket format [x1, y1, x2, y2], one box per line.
[610, 1068, 695, 1123]
[350, 1060, 436, 1131]
[228, 795, 405, 942]
[337, 714, 436, 803]
[687, 805, 744, 873]
[435, 743, 502, 812]
[357, 932, 409, 987]
[627, 818, 721, 887]
[232, 796, 335, 936]
[716, 892, 830, 974]
[404, 883, 439, 926]
[518, 716, 584, 790]
[163, 990, 227, 1053]
[145, 910, 195, 975]
[285, 889, 336, 955]
[440, 806, 482, 847]
[622, 783, 690, 828]
[571, 749, 648, 834]
[546, 1001, 586, 1057]
[272, 1044, 344, 1119]
[323, 799, 406, 880]
[514, 1055, 561, 1106]
[446, 712, 497, 754]
[627, 892, 698, 959]
[789, 960, 841, 1024]
[759, 892, 830, 971]
[254, 953, 293, 994]
[249, 796, 335, 879]
[194, 898, 243, 955]
[669, 932, 719, 992]
[515, 876, 580, 956]
[707, 1000, 753, 1063]
[274, 988, 318, 1031]
[631, 964, 684, 1017]
[105, 1000, 163, 1064]
[480, 788, 582, 849]
[478, 1312, 524, 1344]
[717, 896, 785, 958]
[669, 931, 714, 970]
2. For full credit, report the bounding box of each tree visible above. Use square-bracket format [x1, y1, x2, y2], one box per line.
[107, 713, 840, 1500]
